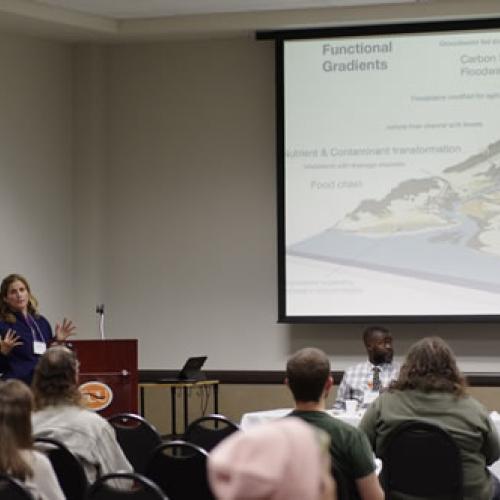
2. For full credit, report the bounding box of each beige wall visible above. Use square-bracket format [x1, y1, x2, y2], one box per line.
[141, 383, 296, 436]
[0, 33, 73, 323]
[1, 15, 500, 381]
[78, 38, 500, 373]
[141, 383, 500, 436]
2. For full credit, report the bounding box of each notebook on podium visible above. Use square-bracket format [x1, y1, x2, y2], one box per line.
[160, 356, 207, 383]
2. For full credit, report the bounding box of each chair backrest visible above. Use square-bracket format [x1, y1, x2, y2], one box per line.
[85, 472, 168, 500]
[183, 414, 239, 452]
[145, 440, 214, 500]
[380, 420, 463, 500]
[0, 474, 36, 500]
[34, 436, 89, 500]
[108, 413, 162, 474]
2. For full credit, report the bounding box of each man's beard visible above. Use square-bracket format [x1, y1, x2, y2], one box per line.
[373, 351, 392, 365]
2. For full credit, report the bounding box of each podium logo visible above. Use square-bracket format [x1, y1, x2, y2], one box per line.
[79, 381, 113, 412]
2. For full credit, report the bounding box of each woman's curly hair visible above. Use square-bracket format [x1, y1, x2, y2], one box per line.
[390, 336, 466, 397]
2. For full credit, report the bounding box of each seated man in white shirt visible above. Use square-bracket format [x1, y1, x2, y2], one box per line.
[334, 326, 399, 410]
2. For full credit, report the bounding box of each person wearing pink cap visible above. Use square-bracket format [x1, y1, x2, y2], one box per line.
[208, 417, 336, 500]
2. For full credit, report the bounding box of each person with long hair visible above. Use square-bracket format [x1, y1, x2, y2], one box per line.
[31, 345, 133, 484]
[0, 379, 64, 500]
[0, 273, 76, 384]
[360, 336, 500, 500]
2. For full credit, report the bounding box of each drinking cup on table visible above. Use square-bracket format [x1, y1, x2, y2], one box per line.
[345, 399, 358, 414]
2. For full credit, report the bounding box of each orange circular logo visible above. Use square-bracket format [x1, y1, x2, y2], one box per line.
[79, 381, 113, 412]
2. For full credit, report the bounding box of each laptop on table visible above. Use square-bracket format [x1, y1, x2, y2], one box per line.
[160, 356, 207, 383]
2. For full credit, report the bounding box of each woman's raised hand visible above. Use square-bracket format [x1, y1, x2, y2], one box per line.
[55, 318, 77, 343]
[0, 329, 23, 355]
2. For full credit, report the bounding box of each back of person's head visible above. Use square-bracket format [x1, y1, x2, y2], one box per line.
[286, 347, 331, 403]
[32, 345, 82, 409]
[0, 379, 34, 479]
[391, 336, 466, 396]
[208, 417, 334, 500]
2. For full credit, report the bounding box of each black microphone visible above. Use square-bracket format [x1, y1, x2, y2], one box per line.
[96, 304, 105, 340]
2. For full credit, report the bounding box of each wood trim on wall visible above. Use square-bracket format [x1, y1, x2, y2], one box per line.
[139, 370, 500, 387]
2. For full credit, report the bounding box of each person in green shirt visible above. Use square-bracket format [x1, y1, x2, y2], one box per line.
[360, 336, 500, 500]
[286, 347, 384, 500]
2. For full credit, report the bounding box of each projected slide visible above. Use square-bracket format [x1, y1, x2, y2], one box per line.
[284, 29, 500, 317]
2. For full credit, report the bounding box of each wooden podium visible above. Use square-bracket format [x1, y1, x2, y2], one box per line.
[70, 339, 138, 417]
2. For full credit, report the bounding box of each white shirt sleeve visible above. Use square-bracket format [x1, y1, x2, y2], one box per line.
[23, 450, 65, 500]
[93, 421, 134, 488]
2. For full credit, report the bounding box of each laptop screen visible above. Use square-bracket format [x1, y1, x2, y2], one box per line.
[178, 356, 207, 380]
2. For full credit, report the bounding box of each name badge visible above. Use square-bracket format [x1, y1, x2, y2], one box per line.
[33, 341, 47, 355]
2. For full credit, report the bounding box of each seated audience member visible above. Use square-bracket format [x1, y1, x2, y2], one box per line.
[0, 379, 65, 500]
[360, 336, 500, 500]
[31, 345, 133, 483]
[286, 347, 384, 500]
[334, 326, 399, 410]
[208, 417, 336, 500]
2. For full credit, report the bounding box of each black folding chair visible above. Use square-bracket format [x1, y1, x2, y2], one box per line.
[145, 440, 214, 500]
[34, 436, 89, 500]
[108, 413, 163, 474]
[0, 474, 35, 500]
[85, 472, 168, 500]
[380, 420, 463, 500]
[183, 414, 239, 452]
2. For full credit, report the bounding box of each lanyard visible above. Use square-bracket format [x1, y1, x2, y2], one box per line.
[25, 314, 44, 343]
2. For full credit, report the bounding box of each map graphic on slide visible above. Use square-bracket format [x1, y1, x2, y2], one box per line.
[288, 139, 500, 293]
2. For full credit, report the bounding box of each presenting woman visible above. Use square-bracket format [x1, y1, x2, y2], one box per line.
[360, 336, 500, 500]
[0, 273, 76, 384]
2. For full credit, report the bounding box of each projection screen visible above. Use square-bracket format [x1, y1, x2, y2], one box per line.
[272, 20, 500, 322]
